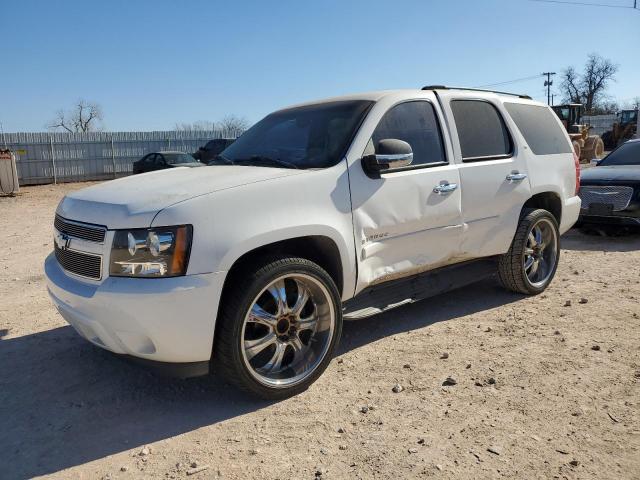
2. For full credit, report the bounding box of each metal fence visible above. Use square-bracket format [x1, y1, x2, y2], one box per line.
[1, 130, 235, 185]
[583, 114, 617, 137]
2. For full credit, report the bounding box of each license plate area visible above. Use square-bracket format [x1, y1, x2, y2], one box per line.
[588, 203, 614, 216]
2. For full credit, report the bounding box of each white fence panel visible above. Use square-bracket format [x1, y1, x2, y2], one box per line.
[583, 114, 617, 137]
[1, 130, 238, 185]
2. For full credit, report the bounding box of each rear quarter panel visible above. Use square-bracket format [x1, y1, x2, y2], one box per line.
[502, 100, 578, 225]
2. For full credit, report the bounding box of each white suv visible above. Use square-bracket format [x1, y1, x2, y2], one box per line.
[45, 87, 581, 398]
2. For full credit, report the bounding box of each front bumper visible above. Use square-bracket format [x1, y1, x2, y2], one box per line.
[45, 253, 226, 364]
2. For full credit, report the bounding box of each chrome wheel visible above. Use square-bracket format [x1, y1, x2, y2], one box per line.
[240, 273, 335, 388]
[523, 218, 558, 288]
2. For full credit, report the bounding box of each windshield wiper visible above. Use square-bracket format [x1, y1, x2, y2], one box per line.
[234, 155, 299, 169]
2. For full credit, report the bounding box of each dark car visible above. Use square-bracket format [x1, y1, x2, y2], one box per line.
[132, 151, 203, 174]
[577, 138, 640, 230]
[192, 138, 235, 164]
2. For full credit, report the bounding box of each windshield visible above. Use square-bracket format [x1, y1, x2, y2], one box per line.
[217, 100, 373, 169]
[621, 110, 638, 124]
[165, 153, 197, 164]
[598, 141, 640, 166]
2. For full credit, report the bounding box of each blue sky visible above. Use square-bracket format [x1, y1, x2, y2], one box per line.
[1, 0, 639, 132]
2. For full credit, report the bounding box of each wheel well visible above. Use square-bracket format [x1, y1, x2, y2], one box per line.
[523, 192, 562, 225]
[221, 236, 344, 298]
[212, 236, 345, 357]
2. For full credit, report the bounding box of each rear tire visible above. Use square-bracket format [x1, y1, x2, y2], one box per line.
[572, 140, 581, 160]
[498, 209, 560, 295]
[214, 256, 342, 400]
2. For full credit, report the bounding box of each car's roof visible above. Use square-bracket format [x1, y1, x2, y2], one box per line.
[156, 151, 193, 155]
[279, 88, 545, 111]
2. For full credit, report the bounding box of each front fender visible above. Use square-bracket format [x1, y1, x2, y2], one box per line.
[152, 165, 357, 300]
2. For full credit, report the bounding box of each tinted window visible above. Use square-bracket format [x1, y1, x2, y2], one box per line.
[164, 153, 196, 164]
[371, 101, 446, 167]
[220, 100, 373, 169]
[598, 141, 640, 166]
[450, 100, 512, 160]
[505, 103, 572, 155]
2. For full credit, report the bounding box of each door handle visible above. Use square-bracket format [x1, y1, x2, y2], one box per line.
[506, 172, 527, 182]
[433, 182, 458, 194]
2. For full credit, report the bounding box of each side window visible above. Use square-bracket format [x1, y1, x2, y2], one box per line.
[143, 154, 156, 165]
[504, 103, 572, 155]
[371, 101, 446, 168]
[450, 100, 513, 161]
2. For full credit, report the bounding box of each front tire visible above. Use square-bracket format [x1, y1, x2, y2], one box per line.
[498, 209, 560, 295]
[214, 257, 342, 399]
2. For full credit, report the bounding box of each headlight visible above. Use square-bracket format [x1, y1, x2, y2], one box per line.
[110, 225, 192, 278]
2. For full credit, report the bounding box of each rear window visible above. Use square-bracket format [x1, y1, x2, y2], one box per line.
[598, 141, 640, 166]
[504, 103, 572, 155]
[450, 100, 512, 161]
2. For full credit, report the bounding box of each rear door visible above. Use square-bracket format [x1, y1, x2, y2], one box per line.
[437, 93, 532, 258]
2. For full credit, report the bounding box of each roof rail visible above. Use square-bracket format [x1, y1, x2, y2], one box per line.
[421, 85, 532, 100]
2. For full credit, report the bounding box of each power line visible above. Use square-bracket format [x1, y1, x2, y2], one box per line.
[529, 0, 639, 10]
[474, 74, 542, 88]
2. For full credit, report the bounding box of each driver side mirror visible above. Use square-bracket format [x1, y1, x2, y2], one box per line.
[362, 139, 413, 173]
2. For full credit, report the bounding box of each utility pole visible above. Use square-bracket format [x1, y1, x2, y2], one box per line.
[542, 72, 556, 105]
[0, 121, 7, 148]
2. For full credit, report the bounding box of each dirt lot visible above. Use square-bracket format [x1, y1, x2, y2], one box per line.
[1, 182, 639, 480]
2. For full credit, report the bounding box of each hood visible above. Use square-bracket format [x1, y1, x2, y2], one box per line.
[57, 165, 301, 229]
[581, 165, 640, 183]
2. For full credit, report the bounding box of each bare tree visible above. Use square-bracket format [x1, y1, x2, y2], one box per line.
[218, 115, 250, 137]
[174, 120, 216, 131]
[48, 99, 104, 132]
[560, 54, 618, 114]
[587, 100, 619, 115]
[622, 97, 640, 110]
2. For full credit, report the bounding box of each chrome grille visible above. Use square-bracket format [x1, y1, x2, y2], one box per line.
[54, 215, 106, 243]
[54, 244, 102, 280]
[579, 185, 634, 212]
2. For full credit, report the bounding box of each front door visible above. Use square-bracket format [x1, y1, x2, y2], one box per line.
[347, 95, 464, 293]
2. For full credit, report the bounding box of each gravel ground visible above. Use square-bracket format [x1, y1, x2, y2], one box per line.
[1, 182, 639, 480]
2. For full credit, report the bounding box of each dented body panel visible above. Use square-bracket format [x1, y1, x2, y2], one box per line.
[345, 91, 465, 293]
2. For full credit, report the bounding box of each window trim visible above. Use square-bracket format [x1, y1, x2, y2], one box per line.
[364, 99, 450, 176]
[450, 98, 515, 163]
